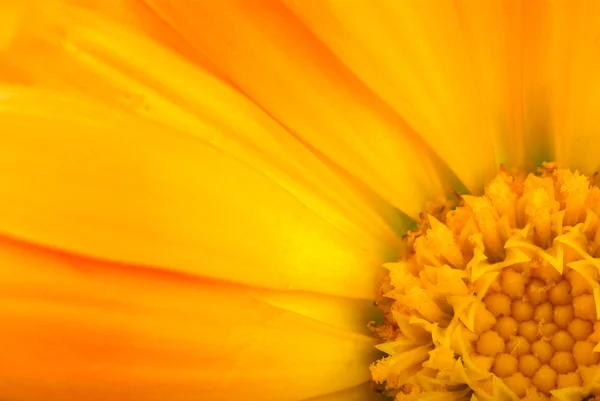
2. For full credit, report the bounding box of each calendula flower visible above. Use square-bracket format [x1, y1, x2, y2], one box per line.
[3, 1, 600, 401]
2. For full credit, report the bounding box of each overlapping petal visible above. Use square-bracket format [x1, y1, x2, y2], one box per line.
[0, 86, 396, 300]
[0, 235, 377, 401]
[537, 1, 600, 174]
[142, 0, 456, 218]
[282, 0, 510, 189]
[0, 1, 408, 279]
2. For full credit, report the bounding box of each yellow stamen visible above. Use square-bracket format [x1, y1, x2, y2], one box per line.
[371, 165, 600, 400]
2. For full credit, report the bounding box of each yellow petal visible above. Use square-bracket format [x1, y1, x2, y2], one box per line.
[0, 0, 215, 78]
[252, 289, 379, 335]
[0, 86, 389, 299]
[539, 1, 600, 174]
[0, 3, 406, 266]
[64, 0, 217, 72]
[283, 0, 506, 190]
[143, 0, 450, 218]
[0, 235, 378, 401]
[519, 0, 556, 167]
[452, 0, 525, 168]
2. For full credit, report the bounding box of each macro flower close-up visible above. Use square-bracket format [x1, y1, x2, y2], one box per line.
[4, 1, 600, 400]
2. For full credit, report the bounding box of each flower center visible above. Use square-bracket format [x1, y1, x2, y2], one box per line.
[371, 164, 600, 401]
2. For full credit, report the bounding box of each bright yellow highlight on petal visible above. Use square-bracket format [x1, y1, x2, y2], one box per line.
[372, 164, 600, 401]
[0, 85, 397, 300]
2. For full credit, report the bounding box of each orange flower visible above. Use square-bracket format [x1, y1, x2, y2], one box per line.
[3, 1, 600, 401]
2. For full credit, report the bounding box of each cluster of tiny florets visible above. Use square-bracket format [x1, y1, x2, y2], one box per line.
[371, 164, 600, 401]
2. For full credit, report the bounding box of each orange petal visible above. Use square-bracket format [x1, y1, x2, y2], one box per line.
[144, 0, 450, 218]
[0, 236, 378, 401]
[304, 384, 387, 401]
[252, 289, 379, 335]
[0, 86, 390, 299]
[518, 0, 556, 167]
[0, 0, 216, 81]
[452, 0, 525, 169]
[539, 1, 600, 174]
[283, 0, 507, 189]
[60, 0, 196, 56]
[0, 4, 406, 267]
